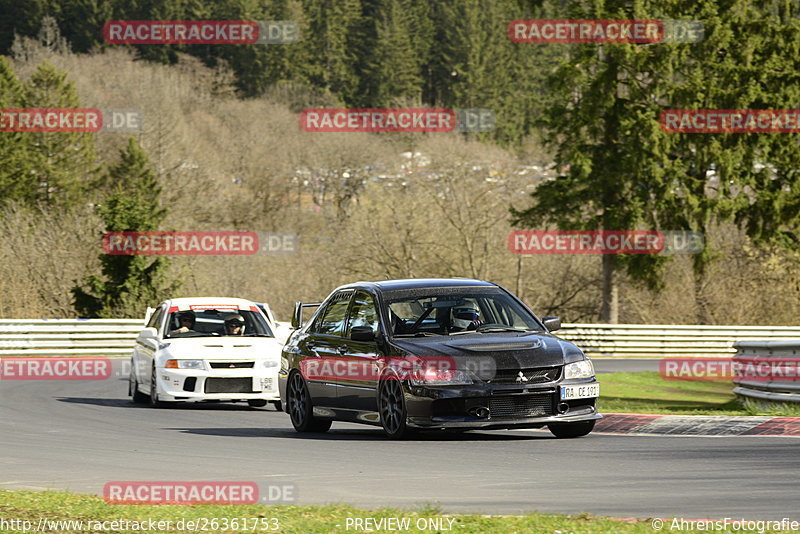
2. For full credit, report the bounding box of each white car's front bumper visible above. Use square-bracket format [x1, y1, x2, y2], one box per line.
[155, 364, 280, 402]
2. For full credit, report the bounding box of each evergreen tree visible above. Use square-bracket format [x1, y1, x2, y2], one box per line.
[72, 138, 177, 318]
[511, 0, 800, 322]
[358, 0, 423, 106]
[0, 56, 34, 204]
[300, 0, 364, 105]
[22, 60, 98, 206]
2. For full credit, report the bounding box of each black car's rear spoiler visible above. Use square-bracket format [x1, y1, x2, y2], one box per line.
[291, 301, 322, 329]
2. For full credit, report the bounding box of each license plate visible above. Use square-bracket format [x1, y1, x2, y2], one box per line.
[560, 383, 599, 400]
[261, 377, 274, 391]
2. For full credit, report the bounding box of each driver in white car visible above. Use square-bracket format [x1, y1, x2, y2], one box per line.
[170, 311, 196, 335]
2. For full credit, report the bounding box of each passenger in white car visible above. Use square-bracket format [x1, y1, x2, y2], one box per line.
[224, 314, 246, 335]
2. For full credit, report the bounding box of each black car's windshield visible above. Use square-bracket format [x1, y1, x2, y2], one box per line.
[386, 288, 543, 336]
[164, 308, 274, 338]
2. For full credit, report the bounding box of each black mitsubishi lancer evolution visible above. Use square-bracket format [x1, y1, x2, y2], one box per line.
[278, 278, 600, 439]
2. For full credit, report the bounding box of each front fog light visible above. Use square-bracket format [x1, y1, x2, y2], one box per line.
[263, 360, 279, 368]
[564, 359, 595, 379]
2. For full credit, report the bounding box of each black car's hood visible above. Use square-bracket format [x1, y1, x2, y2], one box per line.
[390, 331, 584, 372]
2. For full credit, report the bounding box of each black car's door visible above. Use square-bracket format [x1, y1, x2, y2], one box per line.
[336, 290, 383, 412]
[300, 289, 353, 407]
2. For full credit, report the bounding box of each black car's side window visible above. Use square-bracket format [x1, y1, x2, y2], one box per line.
[313, 290, 353, 336]
[346, 291, 379, 337]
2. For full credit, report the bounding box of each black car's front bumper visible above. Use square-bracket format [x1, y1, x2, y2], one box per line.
[404, 379, 600, 430]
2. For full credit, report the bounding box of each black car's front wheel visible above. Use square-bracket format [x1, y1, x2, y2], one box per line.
[378, 375, 410, 439]
[287, 372, 331, 433]
[548, 420, 595, 438]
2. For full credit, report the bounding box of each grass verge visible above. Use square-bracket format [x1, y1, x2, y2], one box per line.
[0, 489, 672, 534]
[597, 371, 800, 416]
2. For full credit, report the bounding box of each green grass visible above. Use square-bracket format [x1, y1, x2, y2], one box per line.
[0, 490, 686, 533]
[597, 371, 800, 416]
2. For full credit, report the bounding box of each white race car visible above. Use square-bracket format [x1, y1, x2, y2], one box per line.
[129, 297, 282, 409]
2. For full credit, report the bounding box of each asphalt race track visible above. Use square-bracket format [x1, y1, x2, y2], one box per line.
[1, 359, 798, 520]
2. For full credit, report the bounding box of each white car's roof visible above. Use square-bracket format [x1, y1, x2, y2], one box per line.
[162, 297, 260, 311]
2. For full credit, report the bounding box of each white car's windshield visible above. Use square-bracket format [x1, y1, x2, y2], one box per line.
[164, 308, 273, 338]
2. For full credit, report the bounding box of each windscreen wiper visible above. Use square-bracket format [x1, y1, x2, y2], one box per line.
[474, 326, 533, 333]
[394, 331, 440, 337]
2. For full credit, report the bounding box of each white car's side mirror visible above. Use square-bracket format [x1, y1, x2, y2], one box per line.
[139, 327, 158, 339]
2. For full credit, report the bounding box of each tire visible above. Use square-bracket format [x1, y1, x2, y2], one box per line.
[378, 374, 410, 439]
[286, 372, 331, 432]
[248, 400, 268, 408]
[149, 366, 167, 408]
[272, 400, 283, 412]
[548, 420, 595, 438]
[129, 363, 149, 404]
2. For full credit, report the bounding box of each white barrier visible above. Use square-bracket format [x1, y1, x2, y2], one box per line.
[2, 319, 800, 358]
[0, 318, 292, 356]
[557, 323, 800, 359]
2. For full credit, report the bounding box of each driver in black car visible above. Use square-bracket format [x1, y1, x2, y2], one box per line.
[449, 301, 483, 332]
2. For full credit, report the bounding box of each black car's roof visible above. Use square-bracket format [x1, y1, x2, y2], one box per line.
[339, 278, 497, 292]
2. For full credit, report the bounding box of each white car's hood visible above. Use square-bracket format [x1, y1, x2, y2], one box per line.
[162, 336, 282, 361]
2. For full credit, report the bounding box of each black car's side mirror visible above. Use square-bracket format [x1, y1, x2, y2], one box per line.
[542, 316, 561, 332]
[351, 326, 375, 342]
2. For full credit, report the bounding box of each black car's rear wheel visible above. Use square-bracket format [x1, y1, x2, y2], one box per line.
[378, 375, 410, 439]
[548, 420, 595, 438]
[287, 372, 331, 432]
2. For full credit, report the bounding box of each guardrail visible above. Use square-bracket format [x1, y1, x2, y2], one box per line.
[0, 318, 293, 356]
[2, 320, 800, 358]
[732, 340, 800, 404]
[557, 323, 800, 359]
[0, 319, 143, 356]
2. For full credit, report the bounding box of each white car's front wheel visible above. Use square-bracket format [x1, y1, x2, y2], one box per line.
[149, 366, 167, 408]
[129, 362, 149, 404]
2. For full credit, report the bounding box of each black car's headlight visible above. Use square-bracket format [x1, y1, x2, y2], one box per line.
[563, 359, 595, 379]
[409, 368, 473, 386]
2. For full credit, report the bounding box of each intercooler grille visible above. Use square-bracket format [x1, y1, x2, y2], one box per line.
[204, 377, 254, 393]
[489, 394, 554, 418]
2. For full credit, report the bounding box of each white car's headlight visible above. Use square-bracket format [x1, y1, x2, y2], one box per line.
[263, 360, 279, 368]
[564, 360, 595, 379]
[165, 359, 205, 370]
[409, 368, 473, 386]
